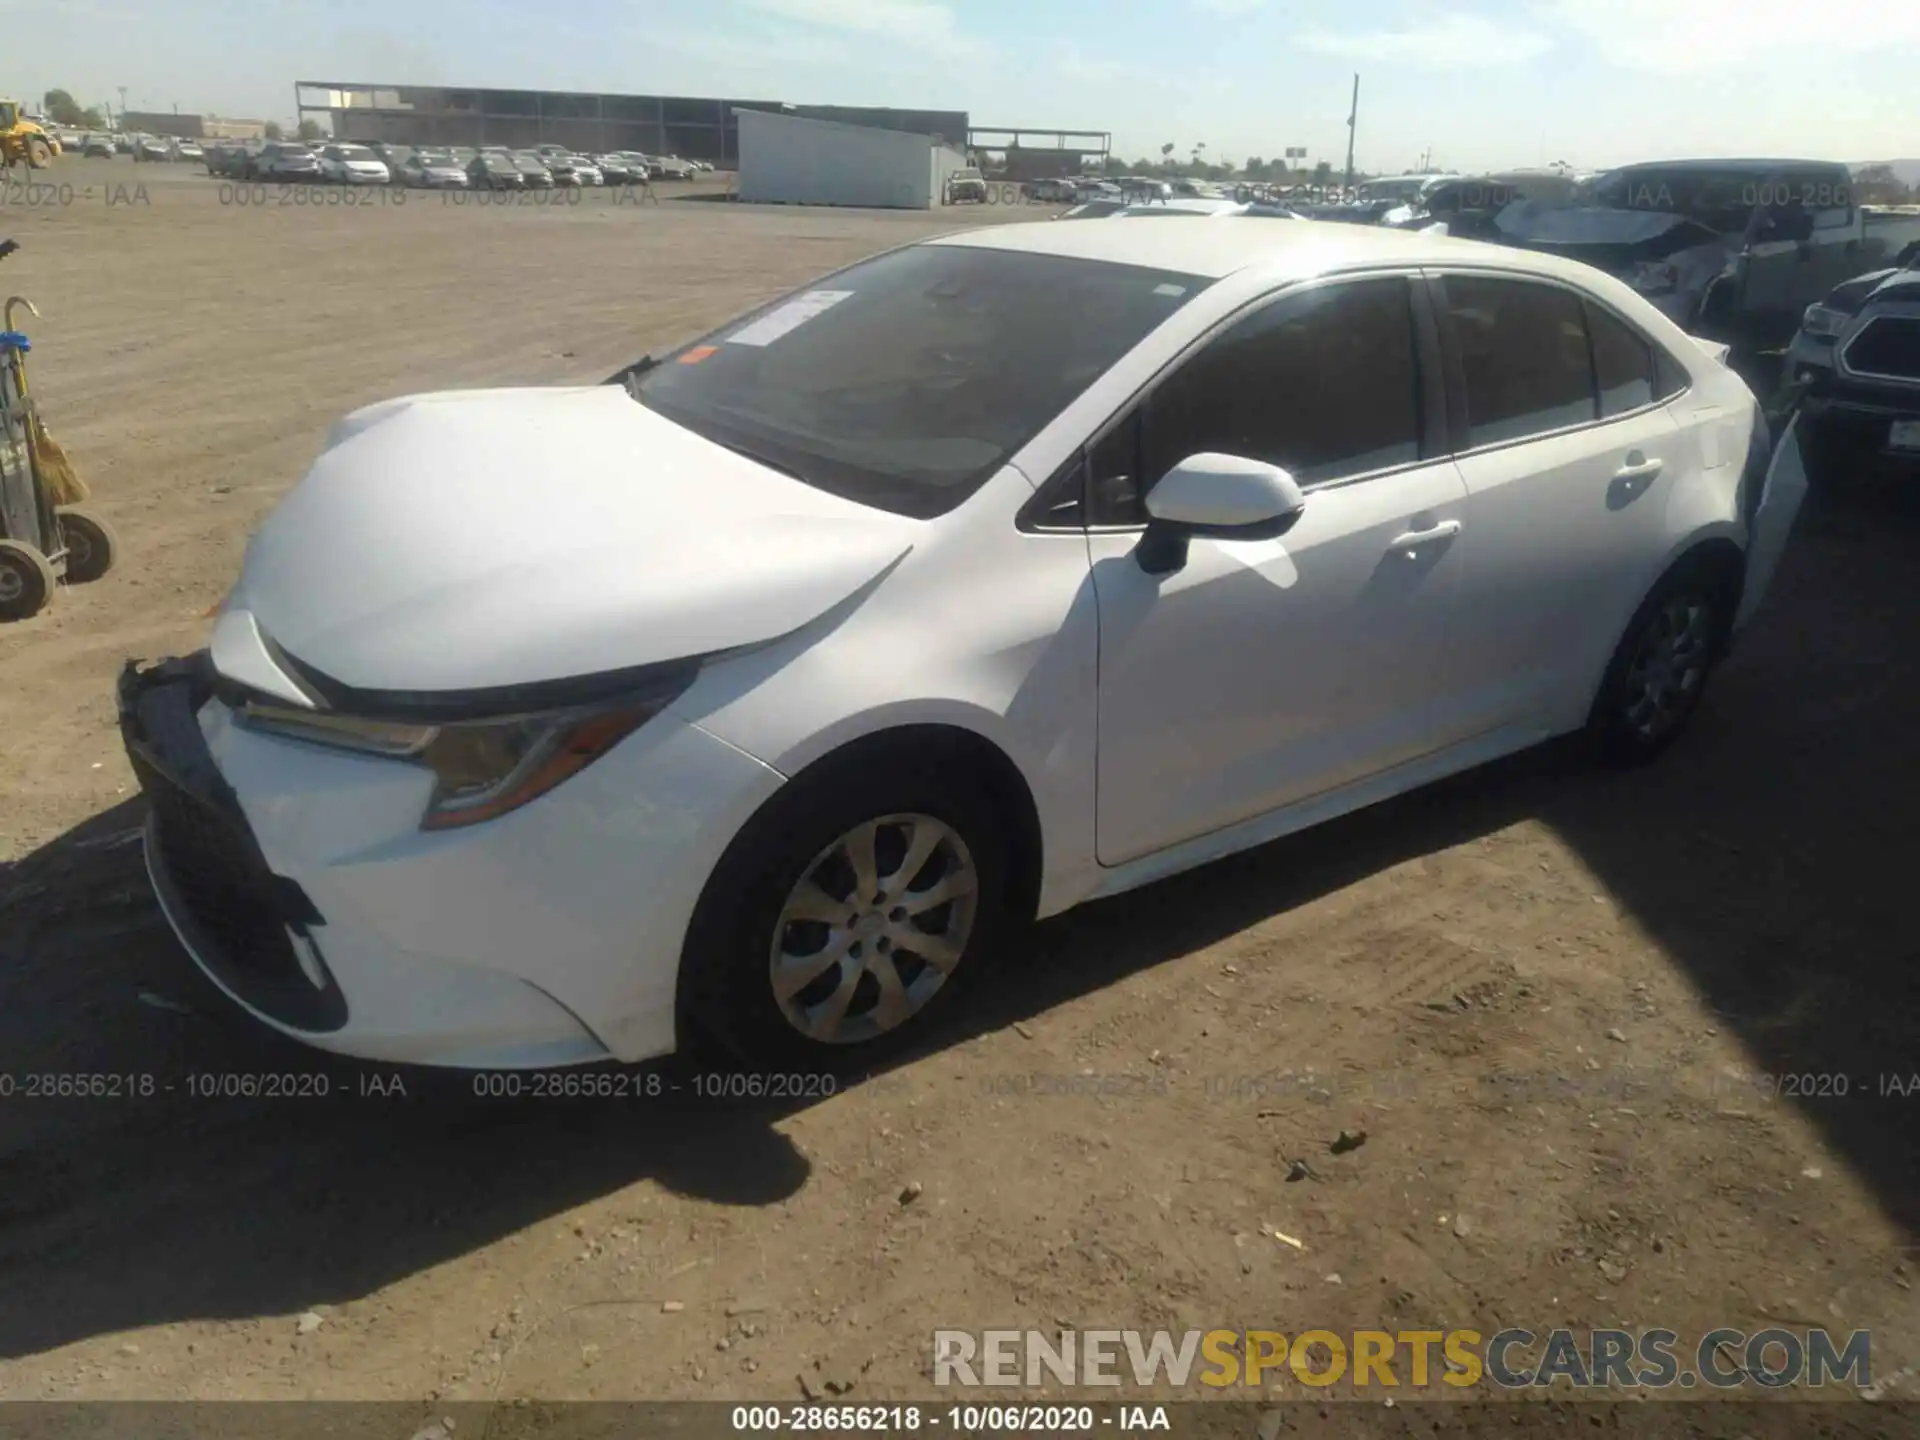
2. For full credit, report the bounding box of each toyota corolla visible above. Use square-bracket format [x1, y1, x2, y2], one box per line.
[119, 221, 1808, 1072]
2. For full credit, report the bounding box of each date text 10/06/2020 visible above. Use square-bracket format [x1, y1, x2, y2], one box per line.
[729, 1406, 1170, 1432]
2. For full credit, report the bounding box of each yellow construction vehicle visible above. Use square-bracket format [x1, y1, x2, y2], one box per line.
[0, 101, 58, 169]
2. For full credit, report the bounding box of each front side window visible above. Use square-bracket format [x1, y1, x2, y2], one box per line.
[1442, 275, 1596, 447]
[630, 244, 1209, 520]
[1088, 277, 1424, 526]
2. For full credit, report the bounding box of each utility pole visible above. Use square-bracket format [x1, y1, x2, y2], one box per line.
[117, 86, 128, 122]
[1343, 73, 1359, 190]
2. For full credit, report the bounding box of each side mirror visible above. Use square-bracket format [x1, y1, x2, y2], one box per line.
[1136, 453, 1307, 575]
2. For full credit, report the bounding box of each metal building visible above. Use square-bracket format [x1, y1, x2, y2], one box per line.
[734, 108, 970, 209]
[294, 82, 967, 169]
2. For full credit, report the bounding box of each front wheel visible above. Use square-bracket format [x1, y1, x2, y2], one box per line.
[682, 753, 1013, 1072]
[1587, 562, 1733, 764]
[27, 138, 53, 169]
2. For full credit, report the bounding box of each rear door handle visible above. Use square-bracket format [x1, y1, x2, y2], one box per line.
[1388, 519, 1461, 554]
[1614, 457, 1664, 481]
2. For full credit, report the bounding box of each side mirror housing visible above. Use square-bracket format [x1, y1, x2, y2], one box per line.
[1137, 453, 1308, 575]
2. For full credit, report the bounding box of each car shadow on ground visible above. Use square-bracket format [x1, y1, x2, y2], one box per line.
[2, 476, 1914, 1362]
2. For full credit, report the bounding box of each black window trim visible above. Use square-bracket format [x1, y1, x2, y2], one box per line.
[1425, 267, 1695, 461]
[1020, 267, 1448, 535]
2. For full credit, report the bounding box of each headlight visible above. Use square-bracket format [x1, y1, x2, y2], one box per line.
[1800, 302, 1852, 339]
[1630, 262, 1678, 295]
[239, 688, 686, 831]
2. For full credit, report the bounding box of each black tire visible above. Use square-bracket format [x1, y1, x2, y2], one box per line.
[1586, 558, 1736, 765]
[681, 745, 1015, 1073]
[27, 138, 52, 169]
[0, 538, 57, 621]
[57, 505, 118, 583]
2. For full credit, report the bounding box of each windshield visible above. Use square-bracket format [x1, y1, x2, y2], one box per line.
[514, 156, 546, 170]
[337, 146, 377, 162]
[629, 244, 1209, 519]
[1580, 168, 1775, 233]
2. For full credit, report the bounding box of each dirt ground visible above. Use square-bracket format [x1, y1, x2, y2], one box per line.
[3, 161, 1920, 1412]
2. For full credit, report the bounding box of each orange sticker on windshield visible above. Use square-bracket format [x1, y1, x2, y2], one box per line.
[678, 345, 718, 365]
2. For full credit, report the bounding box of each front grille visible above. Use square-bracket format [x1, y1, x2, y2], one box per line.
[133, 751, 348, 1032]
[1842, 317, 1920, 383]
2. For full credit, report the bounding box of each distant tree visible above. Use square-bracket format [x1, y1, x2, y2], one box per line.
[297, 119, 323, 142]
[1853, 163, 1912, 205]
[79, 106, 106, 129]
[1159, 141, 1175, 171]
[263, 121, 283, 141]
[43, 89, 87, 126]
[1101, 155, 1126, 176]
[1312, 159, 1333, 185]
[1244, 156, 1266, 180]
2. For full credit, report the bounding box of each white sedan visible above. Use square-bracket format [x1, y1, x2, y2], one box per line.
[316, 143, 391, 184]
[119, 221, 1807, 1072]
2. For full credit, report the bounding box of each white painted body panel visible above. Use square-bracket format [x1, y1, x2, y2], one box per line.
[234, 387, 918, 692]
[165, 219, 1804, 1066]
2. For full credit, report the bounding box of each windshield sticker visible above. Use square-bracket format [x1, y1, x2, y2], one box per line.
[678, 345, 719, 365]
[725, 290, 854, 348]
[1153, 283, 1187, 297]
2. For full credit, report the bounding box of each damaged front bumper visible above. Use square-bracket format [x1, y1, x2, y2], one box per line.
[118, 654, 349, 1033]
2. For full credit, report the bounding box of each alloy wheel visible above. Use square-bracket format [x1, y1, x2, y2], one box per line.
[768, 813, 979, 1046]
[1622, 592, 1713, 740]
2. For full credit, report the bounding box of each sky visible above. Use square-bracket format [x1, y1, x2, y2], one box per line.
[6, 0, 1918, 172]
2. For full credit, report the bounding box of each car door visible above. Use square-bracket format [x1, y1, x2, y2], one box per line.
[1086, 273, 1471, 867]
[1433, 271, 1688, 735]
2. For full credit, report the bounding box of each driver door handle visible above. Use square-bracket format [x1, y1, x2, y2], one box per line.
[1388, 519, 1461, 553]
[1614, 457, 1664, 481]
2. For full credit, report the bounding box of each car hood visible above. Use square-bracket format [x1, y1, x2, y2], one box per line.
[225, 386, 919, 695]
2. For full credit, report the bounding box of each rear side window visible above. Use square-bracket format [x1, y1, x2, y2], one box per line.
[1586, 302, 1654, 417]
[1443, 276, 1595, 446]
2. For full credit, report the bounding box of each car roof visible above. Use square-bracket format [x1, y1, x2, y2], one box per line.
[1595, 157, 1844, 174]
[932, 216, 1560, 282]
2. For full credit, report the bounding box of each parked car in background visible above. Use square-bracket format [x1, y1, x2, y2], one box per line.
[247, 142, 322, 182]
[594, 154, 636, 184]
[945, 167, 988, 203]
[55, 129, 83, 152]
[467, 152, 523, 189]
[1509, 159, 1920, 352]
[81, 133, 118, 159]
[111, 133, 133, 154]
[1113, 198, 1252, 218]
[548, 154, 601, 186]
[399, 149, 468, 188]
[173, 140, 205, 163]
[116, 221, 1806, 1073]
[1785, 250, 1920, 483]
[511, 152, 554, 187]
[369, 142, 413, 172]
[317, 143, 392, 185]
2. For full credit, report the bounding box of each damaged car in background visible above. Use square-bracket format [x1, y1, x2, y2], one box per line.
[1489, 160, 1920, 359]
[1782, 242, 1920, 484]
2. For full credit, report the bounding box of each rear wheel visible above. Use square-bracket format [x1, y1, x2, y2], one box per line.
[0, 539, 56, 621]
[1587, 560, 1734, 764]
[682, 750, 1013, 1073]
[57, 505, 119, 583]
[27, 138, 52, 169]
